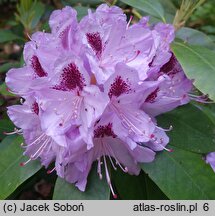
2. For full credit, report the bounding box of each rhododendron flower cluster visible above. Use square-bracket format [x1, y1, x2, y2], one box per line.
[6, 4, 193, 196]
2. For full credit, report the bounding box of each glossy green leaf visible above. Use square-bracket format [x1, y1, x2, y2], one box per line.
[141, 146, 215, 199]
[0, 135, 41, 199]
[0, 30, 22, 43]
[112, 169, 168, 200]
[176, 27, 215, 50]
[120, 0, 165, 22]
[53, 164, 110, 200]
[157, 104, 215, 153]
[159, 0, 176, 14]
[143, 172, 169, 200]
[194, 104, 215, 126]
[172, 42, 215, 101]
[112, 169, 147, 200]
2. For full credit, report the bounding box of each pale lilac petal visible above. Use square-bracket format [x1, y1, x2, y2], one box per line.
[206, 152, 215, 172]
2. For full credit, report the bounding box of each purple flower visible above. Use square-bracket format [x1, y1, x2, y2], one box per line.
[206, 152, 215, 172]
[142, 54, 193, 116]
[5, 4, 194, 195]
[7, 98, 57, 168]
[57, 119, 155, 194]
[79, 4, 161, 83]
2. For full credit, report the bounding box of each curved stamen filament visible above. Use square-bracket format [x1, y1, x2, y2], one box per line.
[26, 133, 47, 147]
[194, 99, 214, 104]
[58, 96, 83, 126]
[47, 167, 56, 174]
[104, 141, 128, 173]
[20, 158, 32, 167]
[125, 50, 141, 63]
[115, 160, 128, 173]
[162, 146, 173, 152]
[156, 125, 173, 132]
[154, 140, 173, 152]
[97, 158, 103, 180]
[189, 94, 214, 104]
[188, 93, 208, 99]
[4, 128, 23, 135]
[30, 138, 51, 159]
[103, 156, 117, 199]
[127, 15, 133, 29]
[111, 103, 147, 138]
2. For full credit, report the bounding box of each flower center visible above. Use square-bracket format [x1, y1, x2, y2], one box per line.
[31, 55, 47, 77]
[108, 76, 131, 98]
[31, 101, 39, 115]
[94, 123, 117, 138]
[160, 54, 178, 75]
[86, 32, 102, 58]
[54, 63, 85, 91]
[145, 88, 159, 103]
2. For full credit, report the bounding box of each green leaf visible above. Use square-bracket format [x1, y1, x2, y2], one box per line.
[120, 0, 166, 22]
[193, 103, 215, 126]
[0, 135, 41, 199]
[0, 83, 15, 97]
[112, 169, 168, 199]
[141, 146, 215, 199]
[62, 0, 102, 6]
[143, 171, 169, 200]
[176, 27, 215, 50]
[74, 6, 89, 21]
[112, 169, 147, 199]
[0, 62, 20, 73]
[172, 42, 215, 101]
[159, 0, 176, 14]
[31, 2, 45, 29]
[0, 30, 23, 43]
[53, 164, 110, 200]
[157, 104, 215, 153]
[0, 119, 14, 141]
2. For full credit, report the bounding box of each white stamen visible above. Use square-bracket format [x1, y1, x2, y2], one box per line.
[103, 156, 117, 199]
[30, 138, 50, 159]
[59, 96, 83, 126]
[115, 160, 128, 173]
[47, 167, 56, 174]
[97, 158, 103, 180]
[26, 133, 46, 147]
[156, 125, 173, 132]
[20, 158, 32, 167]
[4, 128, 23, 135]
[127, 15, 133, 29]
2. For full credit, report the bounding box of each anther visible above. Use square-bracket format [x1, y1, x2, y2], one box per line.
[20, 158, 32, 167]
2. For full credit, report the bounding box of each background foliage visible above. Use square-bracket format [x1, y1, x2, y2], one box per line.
[0, 0, 215, 200]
